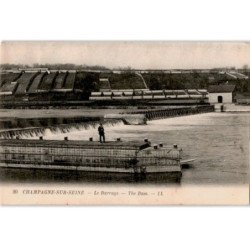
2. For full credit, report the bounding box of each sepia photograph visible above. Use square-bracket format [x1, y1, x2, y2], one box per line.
[0, 41, 249, 205]
[1, 1, 250, 250]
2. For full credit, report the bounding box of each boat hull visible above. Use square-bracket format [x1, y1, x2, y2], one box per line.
[0, 162, 182, 183]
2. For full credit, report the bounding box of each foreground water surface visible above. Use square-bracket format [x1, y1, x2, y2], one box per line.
[1, 112, 249, 185]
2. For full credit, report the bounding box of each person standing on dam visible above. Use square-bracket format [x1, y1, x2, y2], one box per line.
[98, 123, 105, 143]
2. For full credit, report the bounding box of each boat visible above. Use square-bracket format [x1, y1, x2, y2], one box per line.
[180, 158, 196, 168]
[0, 137, 183, 182]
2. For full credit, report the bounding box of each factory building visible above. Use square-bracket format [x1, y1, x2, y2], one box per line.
[0, 69, 209, 104]
[90, 89, 208, 101]
[0, 70, 85, 97]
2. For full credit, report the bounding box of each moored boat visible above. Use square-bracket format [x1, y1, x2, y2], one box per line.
[0, 137, 183, 182]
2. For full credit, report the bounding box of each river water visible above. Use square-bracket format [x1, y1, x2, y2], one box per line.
[1, 112, 249, 185]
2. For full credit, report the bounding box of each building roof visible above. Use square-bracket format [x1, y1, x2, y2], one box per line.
[28, 72, 47, 94]
[0, 72, 21, 87]
[53, 72, 68, 91]
[15, 72, 39, 95]
[208, 84, 236, 93]
[37, 72, 58, 92]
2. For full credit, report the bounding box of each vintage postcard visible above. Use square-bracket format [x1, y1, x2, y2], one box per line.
[0, 41, 249, 205]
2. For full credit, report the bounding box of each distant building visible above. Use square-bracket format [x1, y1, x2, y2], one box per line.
[208, 84, 236, 104]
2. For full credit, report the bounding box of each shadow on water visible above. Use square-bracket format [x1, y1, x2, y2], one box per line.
[0, 168, 181, 186]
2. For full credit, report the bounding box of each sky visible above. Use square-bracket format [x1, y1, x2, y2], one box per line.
[0, 41, 250, 69]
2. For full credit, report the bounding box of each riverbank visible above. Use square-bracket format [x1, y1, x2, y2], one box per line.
[214, 104, 250, 112]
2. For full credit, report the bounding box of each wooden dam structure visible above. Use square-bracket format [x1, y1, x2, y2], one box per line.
[121, 105, 215, 122]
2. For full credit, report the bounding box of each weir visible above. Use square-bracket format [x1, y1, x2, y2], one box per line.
[125, 105, 214, 121]
[0, 105, 214, 138]
[104, 114, 147, 125]
[0, 118, 122, 139]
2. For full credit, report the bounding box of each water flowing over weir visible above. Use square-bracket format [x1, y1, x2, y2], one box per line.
[0, 106, 214, 139]
[0, 117, 123, 139]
